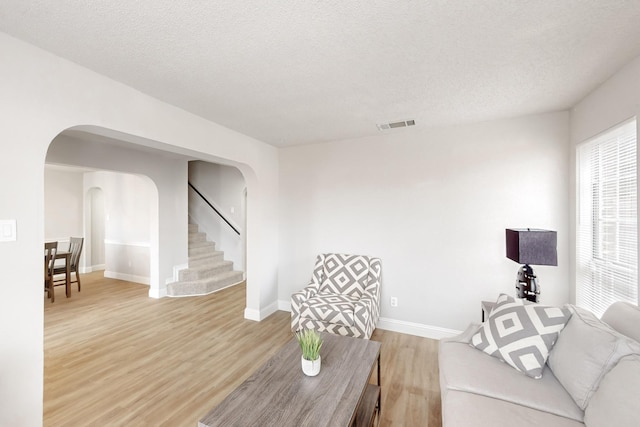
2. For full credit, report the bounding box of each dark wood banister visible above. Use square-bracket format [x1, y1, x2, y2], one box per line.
[188, 182, 240, 236]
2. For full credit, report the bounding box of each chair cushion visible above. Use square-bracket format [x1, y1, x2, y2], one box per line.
[319, 254, 370, 298]
[300, 293, 357, 326]
[547, 305, 640, 410]
[470, 293, 571, 379]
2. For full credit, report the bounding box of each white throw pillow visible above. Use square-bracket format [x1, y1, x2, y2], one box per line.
[547, 305, 640, 410]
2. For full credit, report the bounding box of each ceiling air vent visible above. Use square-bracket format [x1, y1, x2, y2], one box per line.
[376, 119, 415, 131]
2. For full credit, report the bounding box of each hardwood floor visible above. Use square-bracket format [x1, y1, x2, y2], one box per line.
[44, 271, 442, 426]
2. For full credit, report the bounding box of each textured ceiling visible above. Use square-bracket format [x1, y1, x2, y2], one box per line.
[2, 1, 640, 147]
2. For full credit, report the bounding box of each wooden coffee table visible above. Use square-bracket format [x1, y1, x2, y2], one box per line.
[198, 333, 381, 427]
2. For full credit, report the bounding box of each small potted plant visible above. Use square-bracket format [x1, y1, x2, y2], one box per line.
[296, 329, 323, 376]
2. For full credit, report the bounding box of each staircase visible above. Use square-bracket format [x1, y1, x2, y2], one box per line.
[166, 223, 244, 297]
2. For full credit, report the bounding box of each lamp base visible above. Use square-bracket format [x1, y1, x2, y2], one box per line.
[515, 264, 539, 303]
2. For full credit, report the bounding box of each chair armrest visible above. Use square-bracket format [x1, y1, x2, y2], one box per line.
[355, 291, 380, 313]
[353, 293, 381, 339]
[291, 281, 321, 333]
[291, 281, 320, 302]
[355, 294, 375, 312]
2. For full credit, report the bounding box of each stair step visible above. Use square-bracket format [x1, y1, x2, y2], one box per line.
[189, 251, 224, 267]
[189, 240, 215, 249]
[181, 221, 243, 297]
[179, 260, 233, 281]
[188, 232, 207, 243]
[166, 270, 244, 297]
[188, 242, 216, 257]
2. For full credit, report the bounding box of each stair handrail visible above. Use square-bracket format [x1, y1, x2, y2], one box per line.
[188, 182, 240, 236]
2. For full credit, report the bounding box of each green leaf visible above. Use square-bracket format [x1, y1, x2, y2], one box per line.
[296, 329, 323, 361]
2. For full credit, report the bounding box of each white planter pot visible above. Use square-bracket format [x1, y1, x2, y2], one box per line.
[301, 355, 321, 376]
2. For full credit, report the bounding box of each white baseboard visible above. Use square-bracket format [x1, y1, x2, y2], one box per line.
[244, 308, 260, 321]
[244, 300, 279, 322]
[81, 264, 105, 274]
[276, 299, 460, 340]
[104, 271, 150, 285]
[377, 317, 461, 340]
[149, 286, 167, 299]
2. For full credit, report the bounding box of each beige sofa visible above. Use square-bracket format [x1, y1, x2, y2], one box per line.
[439, 301, 640, 427]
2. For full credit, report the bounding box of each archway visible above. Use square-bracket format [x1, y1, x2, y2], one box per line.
[45, 126, 259, 304]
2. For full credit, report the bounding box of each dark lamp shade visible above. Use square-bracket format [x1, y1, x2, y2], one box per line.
[506, 228, 558, 266]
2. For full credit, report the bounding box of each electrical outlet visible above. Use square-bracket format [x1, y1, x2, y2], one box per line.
[390, 297, 398, 307]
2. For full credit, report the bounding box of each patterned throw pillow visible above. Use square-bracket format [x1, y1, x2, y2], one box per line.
[471, 294, 571, 379]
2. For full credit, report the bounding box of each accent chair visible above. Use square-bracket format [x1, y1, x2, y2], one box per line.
[291, 253, 381, 339]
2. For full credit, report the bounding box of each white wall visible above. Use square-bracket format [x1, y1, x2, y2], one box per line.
[44, 166, 154, 281]
[279, 112, 571, 334]
[44, 166, 84, 245]
[188, 161, 246, 272]
[87, 187, 106, 270]
[84, 170, 155, 284]
[0, 32, 279, 426]
[570, 55, 640, 305]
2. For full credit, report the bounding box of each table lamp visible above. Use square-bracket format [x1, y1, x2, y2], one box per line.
[505, 228, 557, 303]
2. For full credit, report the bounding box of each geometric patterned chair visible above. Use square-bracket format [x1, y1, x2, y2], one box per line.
[291, 253, 382, 339]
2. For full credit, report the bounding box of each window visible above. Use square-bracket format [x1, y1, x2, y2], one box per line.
[577, 118, 638, 317]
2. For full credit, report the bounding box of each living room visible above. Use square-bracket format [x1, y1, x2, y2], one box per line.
[1, 2, 640, 425]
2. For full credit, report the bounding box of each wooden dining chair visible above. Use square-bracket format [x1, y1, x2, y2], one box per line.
[54, 237, 84, 292]
[44, 241, 58, 302]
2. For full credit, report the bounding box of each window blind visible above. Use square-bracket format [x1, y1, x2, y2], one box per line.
[577, 118, 638, 317]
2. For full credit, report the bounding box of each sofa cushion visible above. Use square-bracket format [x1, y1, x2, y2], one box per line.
[470, 294, 571, 379]
[319, 254, 369, 298]
[300, 293, 357, 326]
[442, 390, 585, 427]
[547, 305, 640, 410]
[439, 335, 584, 421]
[600, 301, 640, 342]
[584, 354, 640, 427]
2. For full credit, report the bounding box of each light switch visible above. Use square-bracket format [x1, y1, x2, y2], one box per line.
[0, 220, 17, 242]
